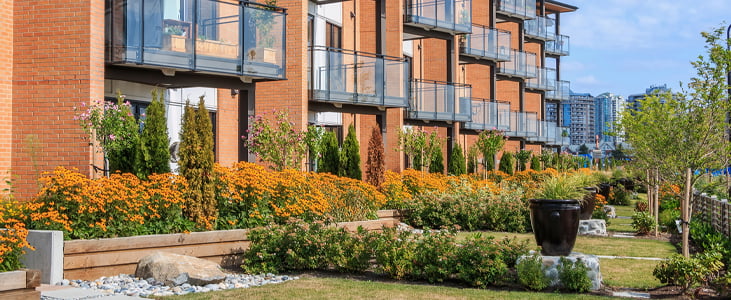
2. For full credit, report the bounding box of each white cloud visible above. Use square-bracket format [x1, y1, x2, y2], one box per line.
[575, 75, 599, 85]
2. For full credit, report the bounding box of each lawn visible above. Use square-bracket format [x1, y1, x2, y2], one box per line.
[159, 276, 613, 300]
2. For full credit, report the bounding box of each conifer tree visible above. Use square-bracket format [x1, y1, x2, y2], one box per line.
[449, 143, 466, 176]
[531, 155, 542, 171]
[135, 90, 170, 179]
[499, 151, 515, 175]
[178, 97, 217, 229]
[429, 146, 444, 174]
[339, 124, 361, 180]
[365, 126, 385, 187]
[318, 131, 339, 174]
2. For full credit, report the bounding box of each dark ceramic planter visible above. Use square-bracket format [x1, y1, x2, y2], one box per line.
[598, 183, 611, 199]
[580, 187, 597, 220]
[529, 199, 581, 256]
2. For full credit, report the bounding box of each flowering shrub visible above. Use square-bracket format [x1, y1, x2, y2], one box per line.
[244, 110, 307, 171]
[0, 199, 33, 272]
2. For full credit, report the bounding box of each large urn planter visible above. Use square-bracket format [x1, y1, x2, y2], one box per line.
[580, 187, 597, 220]
[529, 199, 581, 256]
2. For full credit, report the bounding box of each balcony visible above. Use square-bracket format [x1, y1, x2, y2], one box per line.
[404, 0, 472, 35]
[524, 15, 556, 41]
[463, 98, 511, 131]
[546, 80, 571, 101]
[525, 67, 556, 91]
[106, 0, 286, 80]
[507, 111, 538, 139]
[309, 47, 410, 108]
[528, 120, 555, 143]
[496, 0, 536, 20]
[310, 0, 346, 4]
[407, 79, 472, 122]
[546, 34, 570, 56]
[498, 50, 537, 79]
[459, 25, 511, 62]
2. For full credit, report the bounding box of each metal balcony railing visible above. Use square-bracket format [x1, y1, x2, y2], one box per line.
[507, 111, 538, 139]
[404, 0, 472, 34]
[498, 50, 537, 78]
[309, 46, 410, 108]
[546, 34, 570, 56]
[106, 0, 287, 80]
[407, 79, 472, 122]
[546, 80, 571, 101]
[526, 67, 556, 91]
[496, 0, 536, 20]
[524, 15, 556, 41]
[460, 25, 511, 62]
[463, 98, 511, 131]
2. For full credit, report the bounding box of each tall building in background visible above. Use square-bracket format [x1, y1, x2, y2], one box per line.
[566, 91, 595, 145]
[594, 92, 623, 144]
[626, 84, 670, 112]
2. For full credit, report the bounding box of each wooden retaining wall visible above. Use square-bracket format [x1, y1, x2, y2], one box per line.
[63, 210, 401, 280]
[693, 193, 731, 238]
[0, 269, 41, 300]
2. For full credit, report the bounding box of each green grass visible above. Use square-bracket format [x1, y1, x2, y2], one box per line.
[159, 276, 613, 300]
[600, 258, 662, 289]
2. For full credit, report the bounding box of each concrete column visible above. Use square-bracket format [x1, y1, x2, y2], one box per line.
[22, 230, 64, 285]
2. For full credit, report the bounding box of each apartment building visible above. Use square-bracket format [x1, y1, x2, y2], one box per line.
[565, 91, 595, 145]
[1, 0, 576, 199]
[594, 92, 623, 144]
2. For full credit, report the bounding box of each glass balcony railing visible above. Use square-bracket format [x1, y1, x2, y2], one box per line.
[460, 25, 511, 62]
[106, 0, 286, 80]
[311, 0, 346, 4]
[507, 111, 538, 139]
[524, 15, 556, 41]
[546, 34, 570, 56]
[309, 46, 410, 108]
[529, 120, 557, 144]
[407, 79, 472, 122]
[404, 0, 472, 34]
[463, 98, 511, 131]
[526, 67, 556, 91]
[498, 50, 537, 78]
[546, 80, 570, 101]
[496, 0, 536, 20]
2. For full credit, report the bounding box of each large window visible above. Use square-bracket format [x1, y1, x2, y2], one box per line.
[326, 22, 342, 48]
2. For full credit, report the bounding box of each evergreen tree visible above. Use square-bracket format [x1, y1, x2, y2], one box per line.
[365, 126, 385, 187]
[135, 90, 170, 179]
[531, 155, 542, 171]
[448, 143, 466, 176]
[178, 97, 217, 229]
[499, 151, 515, 175]
[429, 146, 444, 174]
[339, 124, 362, 180]
[318, 131, 339, 174]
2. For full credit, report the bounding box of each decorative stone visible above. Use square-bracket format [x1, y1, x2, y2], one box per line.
[578, 219, 607, 236]
[135, 252, 226, 286]
[603, 205, 616, 218]
[518, 251, 602, 291]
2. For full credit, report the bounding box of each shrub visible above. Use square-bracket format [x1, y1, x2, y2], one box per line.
[530, 155, 542, 171]
[244, 110, 307, 171]
[517, 253, 550, 291]
[339, 124, 362, 180]
[499, 151, 515, 175]
[634, 200, 649, 212]
[448, 143, 466, 176]
[179, 97, 217, 229]
[631, 211, 657, 235]
[690, 221, 731, 267]
[557, 257, 592, 293]
[365, 126, 385, 187]
[373, 228, 417, 280]
[135, 90, 171, 179]
[429, 146, 444, 174]
[659, 209, 680, 233]
[608, 184, 631, 206]
[412, 230, 459, 283]
[654, 253, 724, 293]
[318, 131, 339, 175]
[454, 233, 509, 288]
[0, 199, 33, 272]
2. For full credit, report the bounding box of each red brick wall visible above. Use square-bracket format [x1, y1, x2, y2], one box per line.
[216, 88, 238, 167]
[384, 0, 404, 172]
[13, 1, 104, 200]
[0, 0, 12, 193]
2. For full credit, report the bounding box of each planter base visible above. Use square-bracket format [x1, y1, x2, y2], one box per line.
[518, 251, 602, 291]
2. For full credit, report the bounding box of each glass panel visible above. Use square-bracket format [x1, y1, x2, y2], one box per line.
[405, 0, 471, 33]
[242, 4, 286, 78]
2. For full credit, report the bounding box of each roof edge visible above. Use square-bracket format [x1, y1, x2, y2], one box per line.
[545, 0, 578, 12]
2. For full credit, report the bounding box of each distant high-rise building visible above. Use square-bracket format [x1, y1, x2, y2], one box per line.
[595, 92, 624, 144]
[566, 91, 595, 145]
[626, 84, 670, 112]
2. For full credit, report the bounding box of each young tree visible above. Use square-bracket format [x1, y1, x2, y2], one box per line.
[499, 151, 515, 175]
[578, 144, 590, 155]
[397, 127, 442, 172]
[365, 126, 385, 187]
[178, 97, 217, 229]
[135, 90, 170, 179]
[467, 144, 479, 174]
[475, 129, 506, 173]
[530, 155, 542, 171]
[515, 150, 532, 172]
[245, 110, 307, 171]
[339, 124, 362, 180]
[448, 143, 466, 176]
[318, 131, 339, 174]
[305, 125, 325, 172]
[617, 27, 731, 256]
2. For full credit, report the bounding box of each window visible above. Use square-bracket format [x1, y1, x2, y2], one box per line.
[325, 22, 342, 48]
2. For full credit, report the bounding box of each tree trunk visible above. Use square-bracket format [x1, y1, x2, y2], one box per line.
[682, 168, 691, 258]
[654, 169, 659, 237]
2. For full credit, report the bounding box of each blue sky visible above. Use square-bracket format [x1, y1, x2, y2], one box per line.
[560, 0, 731, 98]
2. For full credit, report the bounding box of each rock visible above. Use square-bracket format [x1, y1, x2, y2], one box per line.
[578, 219, 607, 236]
[135, 252, 227, 287]
[603, 205, 616, 218]
[517, 251, 602, 291]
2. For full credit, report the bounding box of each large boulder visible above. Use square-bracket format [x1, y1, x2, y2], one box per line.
[135, 252, 226, 286]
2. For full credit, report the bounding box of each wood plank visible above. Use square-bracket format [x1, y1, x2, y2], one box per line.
[64, 229, 249, 254]
[24, 269, 41, 288]
[0, 288, 41, 300]
[64, 241, 250, 270]
[0, 271, 26, 291]
[63, 254, 241, 281]
[334, 219, 397, 232]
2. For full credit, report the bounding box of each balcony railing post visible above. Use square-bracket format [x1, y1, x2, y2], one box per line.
[377, 54, 385, 106]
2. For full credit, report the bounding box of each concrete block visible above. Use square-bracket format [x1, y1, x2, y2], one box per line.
[22, 230, 64, 285]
